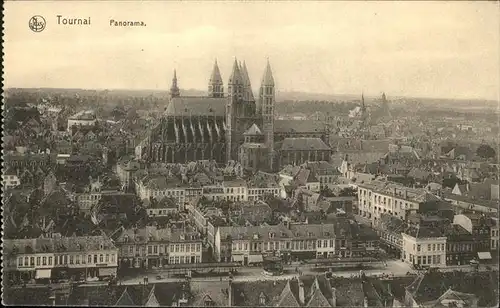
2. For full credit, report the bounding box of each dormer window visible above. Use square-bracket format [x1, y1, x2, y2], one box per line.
[100, 244, 103, 250]
[124, 235, 129, 243]
[269, 232, 275, 239]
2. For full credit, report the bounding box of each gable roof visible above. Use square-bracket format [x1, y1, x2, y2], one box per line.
[275, 280, 301, 307]
[114, 287, 136, 306]
[144, 285, 160, 307]
[274, 120, 326, 134]
[244, 123, 263, 135]
[281, 138, 331, 151]
[165, 96, 226, 116]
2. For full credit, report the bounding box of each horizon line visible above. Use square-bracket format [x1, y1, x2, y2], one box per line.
[4, 86, 498, 103]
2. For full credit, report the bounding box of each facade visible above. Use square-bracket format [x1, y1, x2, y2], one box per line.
[453, 214, 492, 257]
[135, 59, 331, 171]
[67, 110, 97, 132]
[2, 173, 20, 189]
[115, 226, 203, 269]
[490, 217, 499, 251]
[211, 219, 377, 263]
[358, 181, 439, 226]
[444, 224, 475, 266]
[3, 235, 118, 283]
[402, 227, 447, 268]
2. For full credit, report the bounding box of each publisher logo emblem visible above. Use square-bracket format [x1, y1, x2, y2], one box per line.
[29, 15, 46, 32]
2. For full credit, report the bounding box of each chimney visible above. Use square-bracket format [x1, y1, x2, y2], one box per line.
[299, 281, 305, 305]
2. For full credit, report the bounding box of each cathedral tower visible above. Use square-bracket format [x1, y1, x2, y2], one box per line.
[170, 69, 180, 98]
[226, 59, 244, 161]
[259, 60, 275, 170]
[208, 59, 224, 98]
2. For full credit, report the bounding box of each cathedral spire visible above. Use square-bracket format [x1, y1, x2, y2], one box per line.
[229, 58, 243, 86]
[241, 61, 254, 102]
[209, 59, 224, 98]
[261, 59, 275, 86]
[170, 69, 180, 98]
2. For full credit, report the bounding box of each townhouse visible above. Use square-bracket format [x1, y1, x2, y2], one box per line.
[453, 213, 493, 261]
[357, 181, 440, 226]
[402, 226, 447, 268]
[210, 218, 377, 263]
[3, 235, 118, 283]
[301, 161, 340, 190]
[115, 226, 203, 269]
[135, 175, 186, 210]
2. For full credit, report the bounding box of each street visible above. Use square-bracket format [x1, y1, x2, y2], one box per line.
[79, 260, 500, 287]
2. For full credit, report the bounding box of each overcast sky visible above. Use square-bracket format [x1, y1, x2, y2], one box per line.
[4, 1, 499, 100]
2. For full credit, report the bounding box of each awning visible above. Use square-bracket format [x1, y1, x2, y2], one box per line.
[478, 252, 492, 260]
[36, 269, 52, 279]
[249, 254, 263, 264]
[99, 267, 117, 277]
[232, 255, 244, 262]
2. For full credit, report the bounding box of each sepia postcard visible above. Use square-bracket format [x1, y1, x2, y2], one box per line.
[2, 0, 499, 307]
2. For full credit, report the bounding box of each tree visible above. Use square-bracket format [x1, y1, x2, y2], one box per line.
[338, 187, 357, 197]
[476, 144, 496, 159]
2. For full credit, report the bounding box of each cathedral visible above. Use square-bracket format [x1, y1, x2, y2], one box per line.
[135, 59, 332, 172]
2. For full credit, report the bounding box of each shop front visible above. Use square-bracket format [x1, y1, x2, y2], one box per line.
[248, 254, 263, 266]
[98, 267, 117, 278]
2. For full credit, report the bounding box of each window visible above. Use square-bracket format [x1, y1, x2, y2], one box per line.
[18, 257, 23, 267]
[436, 255, 441, 264]
[105, 254, 109, 262]
[148, 246, 152, 254]
[111, 254, 115, 263]
[94, 255, 98, 263]
[175, 256, 180, 264]
[417, 256, 421, 265]
[427, 255, 431, 264]
[197, 244, 201, 252]
[82, 255, 86, 264]
[196, 256, 201, 263]
[37, 257, 41, 266]
[180, 244, 185, 252]
[417, 245, 421, 252]
[154, 246, 158, 254]
[25, 257, 30, 266]
[441, 244, 445, 251]
[100, 254, 104, 263]
[428, 244, 431, 251]
[88, 255, 92, 264]
[329, 240, 334, 248]
[129, 246, 134, 253]
[76, 255, 80, 264]
[70, 255, 74, 264]
[64, 255, 68, 264]
[317, 240, 322, 248]
[48, 257, 53, 265]
[175, 244, 179, 252]
[42, 257, 47, 265]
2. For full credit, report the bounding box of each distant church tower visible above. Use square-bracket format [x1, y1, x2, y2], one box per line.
[259, 60, 275, 170]
[208, 59, 224, 98]
[170, 69, 180, 98]
[226, 59, 244, 161]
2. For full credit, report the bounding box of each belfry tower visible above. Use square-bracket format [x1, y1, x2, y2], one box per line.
[226, 59, 244, 161]
[208, 59, 224, 98]
[259, 59, 275, 170]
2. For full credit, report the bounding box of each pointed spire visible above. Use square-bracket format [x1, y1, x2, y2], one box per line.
[170, 69, 180, 98]
[229, 58, 243, 85]
[241, 61, 254, 101]
[209, 59, 223, 84]
[261, 59, 275, 86]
